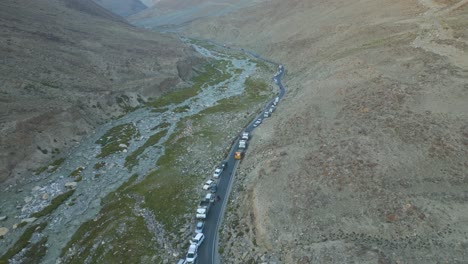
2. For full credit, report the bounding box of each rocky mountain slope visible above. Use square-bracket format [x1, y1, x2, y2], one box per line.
[0, 0, 201, 184]
[93, 0, 147, 17]
[177, 0, 468, 262]
[128, 0, 256, 28]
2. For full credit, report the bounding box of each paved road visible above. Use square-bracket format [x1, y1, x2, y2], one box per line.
[194, 65, 286, 264]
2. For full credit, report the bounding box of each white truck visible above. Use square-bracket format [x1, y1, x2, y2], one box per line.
[273, 96, 279, 105]
[264, 111, 270, 118]
[241, 132, 249, 141]
[238, 140, 247, 149]
[196, 200, 211, 219]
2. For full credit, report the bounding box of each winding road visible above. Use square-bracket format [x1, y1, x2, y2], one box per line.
[194, 63, 286, 264]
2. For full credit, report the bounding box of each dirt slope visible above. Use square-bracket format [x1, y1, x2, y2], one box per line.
[182, 0, 468, 262]
[0, 0, 201, 184]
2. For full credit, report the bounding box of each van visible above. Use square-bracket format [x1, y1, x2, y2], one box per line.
[190, 233, 205, 247]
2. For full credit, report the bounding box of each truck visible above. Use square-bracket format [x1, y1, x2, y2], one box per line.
[241, 132, 249, 141]
[196, 200, 211, 219]
[264, 111, 270, 118]
[273, 96, 279, 105]
[238, 140, 247, 149]
[234, 150, 244, 160]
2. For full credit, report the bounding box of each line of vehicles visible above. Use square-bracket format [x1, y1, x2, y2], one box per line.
[180, 160, 227, 264]
[179, 64, 283, 264]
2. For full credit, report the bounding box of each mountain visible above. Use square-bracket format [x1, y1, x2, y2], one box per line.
[0, 0, 201, 183]
[179, 0, 468, 262]
[93, 0, 147, 17]
[128, 0, 256, 28]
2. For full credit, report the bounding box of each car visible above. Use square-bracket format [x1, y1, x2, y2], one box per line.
[213, 168, 223, 179]
[185, 244, 198, 263]
[253, 119, 262, 127]
[220, 161, 228, 169]
[190, 233, 205, 247]
[202, 179, 215, 190]
[210, 184, 218, 193]
[195, 221, 204, 234]
[205, 193, 215, 203]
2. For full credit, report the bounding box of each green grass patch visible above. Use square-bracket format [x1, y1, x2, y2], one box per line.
[30, 190, 75, 218]
[69, 166, 84, 177]
[95, 123, 140, 158]
[129, 167, 198, 234]
[16, 221, 28, 229]
[124, 129, 168, 169]
[150, 107, 168, 113]
[198, 77, 270, 115]
[0, 222, 47, 262]
[34, 157, 65, 175]
[147, 59, 233, 109]
[173, 105, 190, 113]
[59, 174, 162, 263]
[22, 236, 48, 264]
[93, 161, 106, 170]
[187, 38, 217, 50]
[150, 122, 171, 131]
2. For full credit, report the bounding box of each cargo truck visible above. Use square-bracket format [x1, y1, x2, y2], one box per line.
[241, 132, 249, 140]
[238, 140, 247, 149]
[196, 200, 211, 219]
[234, 151, 244, 160]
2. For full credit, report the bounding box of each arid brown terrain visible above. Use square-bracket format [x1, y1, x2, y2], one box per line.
[176, 0, 468, 262]
[1, 0, 467, 263]
[0, 0, 201, 183]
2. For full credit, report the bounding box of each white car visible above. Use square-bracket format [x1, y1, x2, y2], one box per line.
[202, 179, 215, 190]
[191, 233, 205, 247]
[253, 119, 262, 127]
[205, 193, 215, 203]
[186, 244, 198, 263]
[195, 221, 204, 233]
[213, 168, 223, 179]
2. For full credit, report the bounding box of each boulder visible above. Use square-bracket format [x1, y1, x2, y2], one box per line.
[65, 182, 78, 188]
[0, 227, 9, 236]
[0, 216, 7, 221]
[118, 144, 128, 148]
[24, 196, 33, 203]
[22, 217, 37, 223]
[42, 193, 50, 200]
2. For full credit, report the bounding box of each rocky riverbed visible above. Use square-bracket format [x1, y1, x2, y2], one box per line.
[0, 39, 274, 263]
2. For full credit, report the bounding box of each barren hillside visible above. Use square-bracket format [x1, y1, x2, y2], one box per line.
[128, 0, 256, 28]
[182, 0, 468, 262]
[0, 0, 201, 183]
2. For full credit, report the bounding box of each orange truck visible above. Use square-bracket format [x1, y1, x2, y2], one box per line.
[234, 151, 244, 160]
